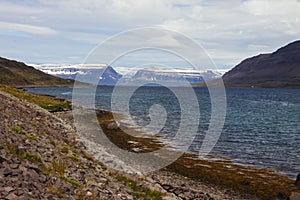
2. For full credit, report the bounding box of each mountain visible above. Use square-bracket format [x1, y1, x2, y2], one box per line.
[0, 57, 73, 87]
[34, 64, 223, 86]
[34, 64, 122, 85]
[128, 68, 222, 85]
[223, 40, 300, 88]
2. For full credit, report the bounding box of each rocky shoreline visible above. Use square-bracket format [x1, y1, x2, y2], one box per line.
[0, 90, 167, 199]
[0, 89, 299, 200]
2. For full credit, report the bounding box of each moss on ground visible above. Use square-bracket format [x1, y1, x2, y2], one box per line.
[5, 142, 43, 164]
[12, 126, 26, 134]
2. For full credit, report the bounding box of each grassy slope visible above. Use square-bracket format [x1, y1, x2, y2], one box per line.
[0, 57, 74, 87]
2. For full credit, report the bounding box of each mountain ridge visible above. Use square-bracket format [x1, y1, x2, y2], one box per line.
[0, 57, 74, 87]
[34, 64, 223, 86]
[222, 40, 300, 88]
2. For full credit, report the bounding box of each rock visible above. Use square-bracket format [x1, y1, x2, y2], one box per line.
[6, 192, 18, 200]
[2, 168, 12, 177]
[0, 186, 14, 193]
[295, 173, 300, 186]
[9, 163, 19, 169]
[162, 184, 173, 191]
[15, 189, 25, 196]
[26, 163, 42, 174]
[0, 156, 7, 163]
[86, 191, 93, 196]
[107, 121, 120, 130]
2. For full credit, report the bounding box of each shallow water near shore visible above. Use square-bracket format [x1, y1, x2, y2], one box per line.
[27, 86, 300, 178]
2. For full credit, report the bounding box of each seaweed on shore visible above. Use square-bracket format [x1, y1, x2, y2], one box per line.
[96, 109, 300, 200]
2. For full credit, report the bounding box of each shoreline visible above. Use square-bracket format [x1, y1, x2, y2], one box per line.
[64, 107, 299, 199]
[14, 86, 300, 199]
[77, 104, 297, 179]
[22, 86, 297, 178]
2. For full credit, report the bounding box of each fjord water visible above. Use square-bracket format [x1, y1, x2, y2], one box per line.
[27, 86, 300, 177]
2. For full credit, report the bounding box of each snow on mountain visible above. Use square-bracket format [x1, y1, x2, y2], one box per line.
[116, 67, 224, 85]
[32, 64, 226, 86]
[31, 64, 122, 85]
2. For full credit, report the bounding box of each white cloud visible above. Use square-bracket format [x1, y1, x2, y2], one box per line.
[0, 21, 57, 36]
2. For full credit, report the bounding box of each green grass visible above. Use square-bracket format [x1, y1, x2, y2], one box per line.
[111, 173, 164, 200]
[59, 176, 81, 187]
[5, 142, 22, 155]
[12, 126, 26, 134]
[46, 184, 65, 197]
[60, 146, 70, 153]
[24, 152, 43, 164]
[0, 84, 71, 112]
[50, 161, 67, 176]
[42, 160, 68, 178]
[68, 155, 80, 162]
[5, 143, 43, 164]
[25, 134, 39, 141]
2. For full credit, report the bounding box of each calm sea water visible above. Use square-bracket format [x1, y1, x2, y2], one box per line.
[27, 86, 300, 177]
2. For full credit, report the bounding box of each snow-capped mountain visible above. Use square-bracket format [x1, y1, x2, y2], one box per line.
[131, 69, 222, 84]
[114, 67, 224, 85]
[32, 64, 122, 85]
[31, 64, 225, 86]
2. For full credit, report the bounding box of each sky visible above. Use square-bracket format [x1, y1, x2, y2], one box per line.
[0, 0, 300, 70]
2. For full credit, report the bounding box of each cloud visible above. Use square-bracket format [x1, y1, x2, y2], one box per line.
[0, 0, 299, 67]
[0, 21, 57, 36]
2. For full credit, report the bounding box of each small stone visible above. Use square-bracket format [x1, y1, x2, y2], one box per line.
[0, 156, 7, 163]
[9, 164, 19, 169]
[2, 168, 12, 177]
[1, 186, 14, 193]
[86, 191, 93, 196]
[6, 193, 18, 200]
[39, 174, 48, 183]
[27, 163, 42, 174]
[107, 121, 120, 130]
[15, 189, 24, 196]
[99, 177, 107, 183]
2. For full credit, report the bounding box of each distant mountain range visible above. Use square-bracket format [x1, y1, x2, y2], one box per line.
[33, 64, 223, 86]
[128, 68, 222, 85]
[0, 57, 73, 87]
[1, 40, 299, 88]
[33, 64, 121, 85]
[223, 40, 300, 88]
